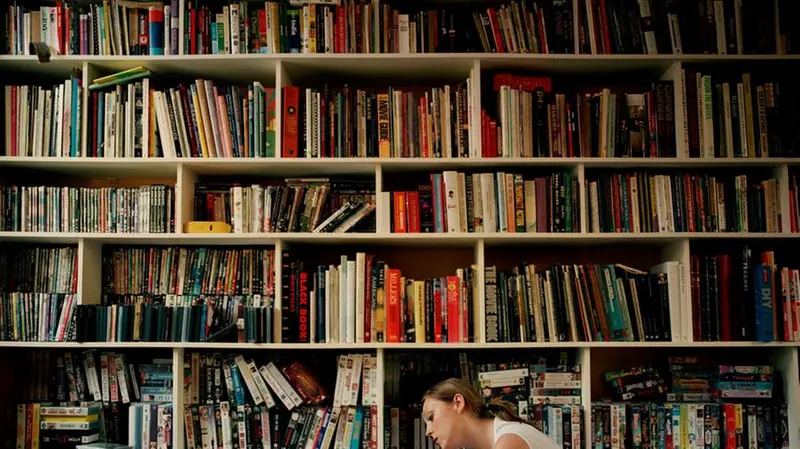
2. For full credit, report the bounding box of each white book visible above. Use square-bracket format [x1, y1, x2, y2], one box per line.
[339, 259, 348, 343]
[266, 362, 303, 407]
[346, 260, 357, 343]
[722, 82, 733, 157]
[62, 81, 71, 156]
[54, 85, 63, 157]
[714, 0, 727, 54]
[203, 80, 224, 157]
[234, 355, 264, 405]
[442, 171, 461, 233]
[348, 354, 363, 406]
[333, 355, 348, 407]
[355, 252, 366, 343]
[325, 268, 333, 343]
[258, 364, 294, 409]
[398, 15, 410, 53]
[651, 261, 684, 342]
[232, 186, 244, 233]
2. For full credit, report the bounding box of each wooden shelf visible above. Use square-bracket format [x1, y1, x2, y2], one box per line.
[1, 53, 798, 78]
[1, 156, 799, 175]
[0, 231, 796, 245]
[0, 341, 795, 349]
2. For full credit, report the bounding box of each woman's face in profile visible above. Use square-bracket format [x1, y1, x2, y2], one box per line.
[422, 396, 467, 449]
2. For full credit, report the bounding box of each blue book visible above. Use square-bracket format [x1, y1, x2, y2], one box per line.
[97, 92, 105, 157]
[754, 264, 775, 342]
[70, 76, 80, 156]
[148, 7, 165, 55]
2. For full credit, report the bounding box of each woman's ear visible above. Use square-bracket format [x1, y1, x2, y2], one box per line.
[451, 393, 466, 413]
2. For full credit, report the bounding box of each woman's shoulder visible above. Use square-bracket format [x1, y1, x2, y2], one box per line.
[493, 419, 560, 449]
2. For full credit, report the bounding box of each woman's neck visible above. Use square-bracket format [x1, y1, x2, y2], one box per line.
[464, 417, 497, 449]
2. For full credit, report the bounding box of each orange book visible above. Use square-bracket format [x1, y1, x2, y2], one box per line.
[386, 268, 401, 343]
[393, 192, 407, 233]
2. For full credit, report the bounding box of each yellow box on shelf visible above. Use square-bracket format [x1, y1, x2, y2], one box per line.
[184, 221, 232, 233]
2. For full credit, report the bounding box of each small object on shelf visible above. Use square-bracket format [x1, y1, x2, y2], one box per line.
[184, 221, 232, 233]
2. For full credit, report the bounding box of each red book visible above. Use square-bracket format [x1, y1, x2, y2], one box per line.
[386, 268, 401, 343]
[446, 276, 460, 343]
[486, 9, 504, 53]
[189, 8, 197, 54]
[406, 191, 421, 233]
[723, 404, 736, 449]
[393, 192, 407, 233]
[433, 284, 443, 343]
[298, 271, 310, 343]
[492, 74, 552, 93]
[684, 173, 696, 232]
[489, 120, 498, 158]
[718, 254, 732, 341]
[282, 86, 300, 157]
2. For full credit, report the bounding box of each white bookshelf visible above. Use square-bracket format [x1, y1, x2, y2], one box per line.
[3, 35, 800, 449]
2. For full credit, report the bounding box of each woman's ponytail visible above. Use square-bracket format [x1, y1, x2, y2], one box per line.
[422, 378, 530, 425]
[484, 398, 527, 423]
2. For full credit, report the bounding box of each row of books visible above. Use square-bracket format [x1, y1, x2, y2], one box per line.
[195, 179, 376, 233]
[387, 171, 580, 234]
[1, 246, 78, 294]
[88, 73, 279, 159]
[4, 77, 83, 158]
[281, 251, 477, 344]
[662, 358, 774, 402]
[605, 362, 775, 403]
[15, 352, 174, 446]
[585, 172, 781, 233]
[684, 70, 800, 158]
[0, 185, 175, 234]
[73, 299, 245, 344]
[6, 70, 800, 160]
[182, 352, 378, 449]
[691, 248, 800, 343]
[286, 82, 473, 159]
[101, 246, 274, 297]
[183, 353, 377, 409]
[0, 292, 77, 342]
[4, 1, 175, 56]
[182, 0, 572, 55]
[484, 261, 681, 343]
[589, 402, 790, 449]
[579, 0, 791, 55]
[486, 75, 676, 158]
[7, 0, 795, 56]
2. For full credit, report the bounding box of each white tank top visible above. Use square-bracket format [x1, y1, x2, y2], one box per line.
[493, 417, 561, 449]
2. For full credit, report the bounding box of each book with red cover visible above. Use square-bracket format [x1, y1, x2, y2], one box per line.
[386, 268, 401, 343]
[282, 86, 300, 157]
[446, 276, 460, 343]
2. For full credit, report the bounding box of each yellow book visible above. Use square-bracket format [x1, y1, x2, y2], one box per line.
[42, 414, 100, 422]
[192, 84, 210, 158]
[92, 66, 148, 85]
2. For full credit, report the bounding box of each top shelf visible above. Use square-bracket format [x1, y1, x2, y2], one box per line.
[1, 54, 799, 77]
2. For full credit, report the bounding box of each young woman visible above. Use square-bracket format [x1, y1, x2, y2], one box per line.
[421, 377, 561, 449]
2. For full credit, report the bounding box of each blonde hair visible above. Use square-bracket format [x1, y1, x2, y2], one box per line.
[422, 377, 529, 424]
